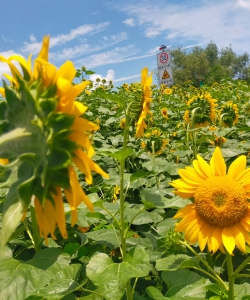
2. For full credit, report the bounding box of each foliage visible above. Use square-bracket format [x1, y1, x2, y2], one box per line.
[1, 62, 250, 300]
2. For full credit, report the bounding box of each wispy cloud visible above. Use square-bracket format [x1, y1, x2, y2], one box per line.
[50, 32, 128, 62]
[118, 0, 250, 53]
[123, 18, 135, 26]
[21, 22, 110, 54]
[113, 73, 140, 82]
[75, 45, 156, 69]
[90, 69, 115, 82]
[2, 35, 13, 43]
[29, 34, 37, 43]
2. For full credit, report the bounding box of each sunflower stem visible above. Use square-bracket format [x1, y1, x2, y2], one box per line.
[233, 255, 250, 276]
[180, 241, 228, 291]
[152, 141, 159, 188]
[119, 109, 133, 300]
[191, 107, 200, 159]
[30, 203, 42, 253]
[226, 250, 235, 300]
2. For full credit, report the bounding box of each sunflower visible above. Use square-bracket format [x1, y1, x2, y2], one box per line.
[164, 88, 172, 95]
[135, 67, 153, 138]
[184, 92, 217, 127]
[170, 147, 250, 255]
[141, 128, 168, 155]
[161, 107, 168, 119]
[219, 101, 239, 127]
[0, 36, 109, 244]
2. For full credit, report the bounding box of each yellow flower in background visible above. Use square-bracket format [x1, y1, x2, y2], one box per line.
[164, 88, 172, 95]
[0, 158, 9, 165]
[120, 118, 126, 129]
[135, 67, 153, 138]
[0, 36, 109, 243]
[171, 147, 250, 255]
[113, 185, 120, 202]
[161, 107, 168, 119]
[183, 110, 190, 124]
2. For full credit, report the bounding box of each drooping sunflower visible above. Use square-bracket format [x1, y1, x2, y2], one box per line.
[184, 92, 217, 127]
[0, 36, 109, 244]
[219, 101, 239, 127]
[164, 88, 172, 95]
[170, 147, 250, 254]
[135, 67, 153, 138]
[141, 128, 168, 156]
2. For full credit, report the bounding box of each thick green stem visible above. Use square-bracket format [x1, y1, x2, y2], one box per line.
[30, 204, 42, 252]
[226, 251, 235, 300]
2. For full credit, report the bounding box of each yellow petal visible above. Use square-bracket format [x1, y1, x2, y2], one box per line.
[198, 222, 209, 252]
[38, 35, 50, 61]
[228, 155, 246, 179]
[209, 227, 222, 253]
[0, 87, 5, 97]
[210, 147, 226, 176]
[196, 155, 213, 178]
[222, 227, 235, 255]
[72, 117, 99, 132]
[57, 60, 76, 82]
[178, 167, 203, 184]
[173, 204, 195, 219]
[69, 131, 95, 158]
[231, 223, 246, 253]
[54, 186, 68, 239]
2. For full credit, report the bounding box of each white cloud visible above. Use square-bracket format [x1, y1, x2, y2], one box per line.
[75, 45, 156, 69]
[90, 69, 115, 83]
[123, 18, 135, 26]
[2, 35, 13, 43]
[50, 32, 127, 62]
[30, 34, 37, 43]
[119, 0, 250, 53]
[237, 0, 250, 9]
[21, 22, 110, 54]
[113, 73, 140, 82]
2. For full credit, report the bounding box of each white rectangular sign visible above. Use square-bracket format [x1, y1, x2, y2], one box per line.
[158, 66, 174, 86]
[156, 50, 172, 67]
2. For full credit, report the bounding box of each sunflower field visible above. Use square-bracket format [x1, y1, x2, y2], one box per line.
[1, 37, 250, 300]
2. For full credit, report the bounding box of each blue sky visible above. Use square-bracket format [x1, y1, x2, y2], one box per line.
[0, 0, 250, 86]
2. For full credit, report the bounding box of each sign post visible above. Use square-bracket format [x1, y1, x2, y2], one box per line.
[156, 45, 174, 86]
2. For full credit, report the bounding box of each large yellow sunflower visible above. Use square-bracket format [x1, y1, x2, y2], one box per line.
[170, 147, 250, 255]
[0, 36, 109, 243]
[135, 67, 153, 138]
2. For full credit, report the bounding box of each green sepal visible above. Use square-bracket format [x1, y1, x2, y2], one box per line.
[47, 168, 70, 190]
[48, 148, 72, 170]
[48, 113, 74, 135]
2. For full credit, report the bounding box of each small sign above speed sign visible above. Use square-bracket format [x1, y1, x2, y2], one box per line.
[156, 50, 171, 66]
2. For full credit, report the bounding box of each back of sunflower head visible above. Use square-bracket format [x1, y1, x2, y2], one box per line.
[0, 36, 108, 247]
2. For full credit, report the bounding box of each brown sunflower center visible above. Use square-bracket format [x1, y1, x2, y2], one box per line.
[195, 176, 247, 227]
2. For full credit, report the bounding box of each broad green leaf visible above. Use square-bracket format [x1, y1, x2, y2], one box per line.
[155, 254, 192, 271]
[234, 282, 250, 300]
[169, 278, 211, 298]
[86, 229, 121, 249]
[124, 247, 151, 277]
[86, 251, 149, 300]
[101, 148, 134, 163]
[162, 269, 201, 297]
[98, 92, 125, 108]
[130, 171, 155, 183]
[146, 286, 166, 300]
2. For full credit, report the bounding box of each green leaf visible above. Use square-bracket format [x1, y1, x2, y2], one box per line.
[86, 229, 121, 249]
[98, 92, 125, 108]
[0, 182, 24, 248]
[124, 247, 151, 277]
[146, 286, 166, 300]
[86, 251, 149, 300]
[155, 254, 192, 271]
[48, 148, 71, 170]
[101, 148, 134, 163]
[162, 269, 201, 297]
[130, 171, 155, 183]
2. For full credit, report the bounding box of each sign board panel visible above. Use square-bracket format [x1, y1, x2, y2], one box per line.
[156, 50, 172, 67]
[156, 50, 174, 86]
[158, 66, 174, 86]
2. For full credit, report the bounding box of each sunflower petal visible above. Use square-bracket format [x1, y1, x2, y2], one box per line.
[222, 227, 235, 255]
[210, 147, 226, 176]
[228, 155, 246, 179]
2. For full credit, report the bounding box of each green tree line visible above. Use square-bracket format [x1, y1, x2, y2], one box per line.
[170, 42, 250, 86]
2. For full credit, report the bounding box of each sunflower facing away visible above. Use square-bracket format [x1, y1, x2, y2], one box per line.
[0, 36, 109, 244]
[170, 147, 250, 255]
[135, 67, 153, 138]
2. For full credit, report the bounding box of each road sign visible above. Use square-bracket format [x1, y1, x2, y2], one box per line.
[156, 50, 171, 66]
[158, 67, 174, 86]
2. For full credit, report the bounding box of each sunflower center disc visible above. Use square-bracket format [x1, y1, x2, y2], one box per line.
[194, 176, 247, 227]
